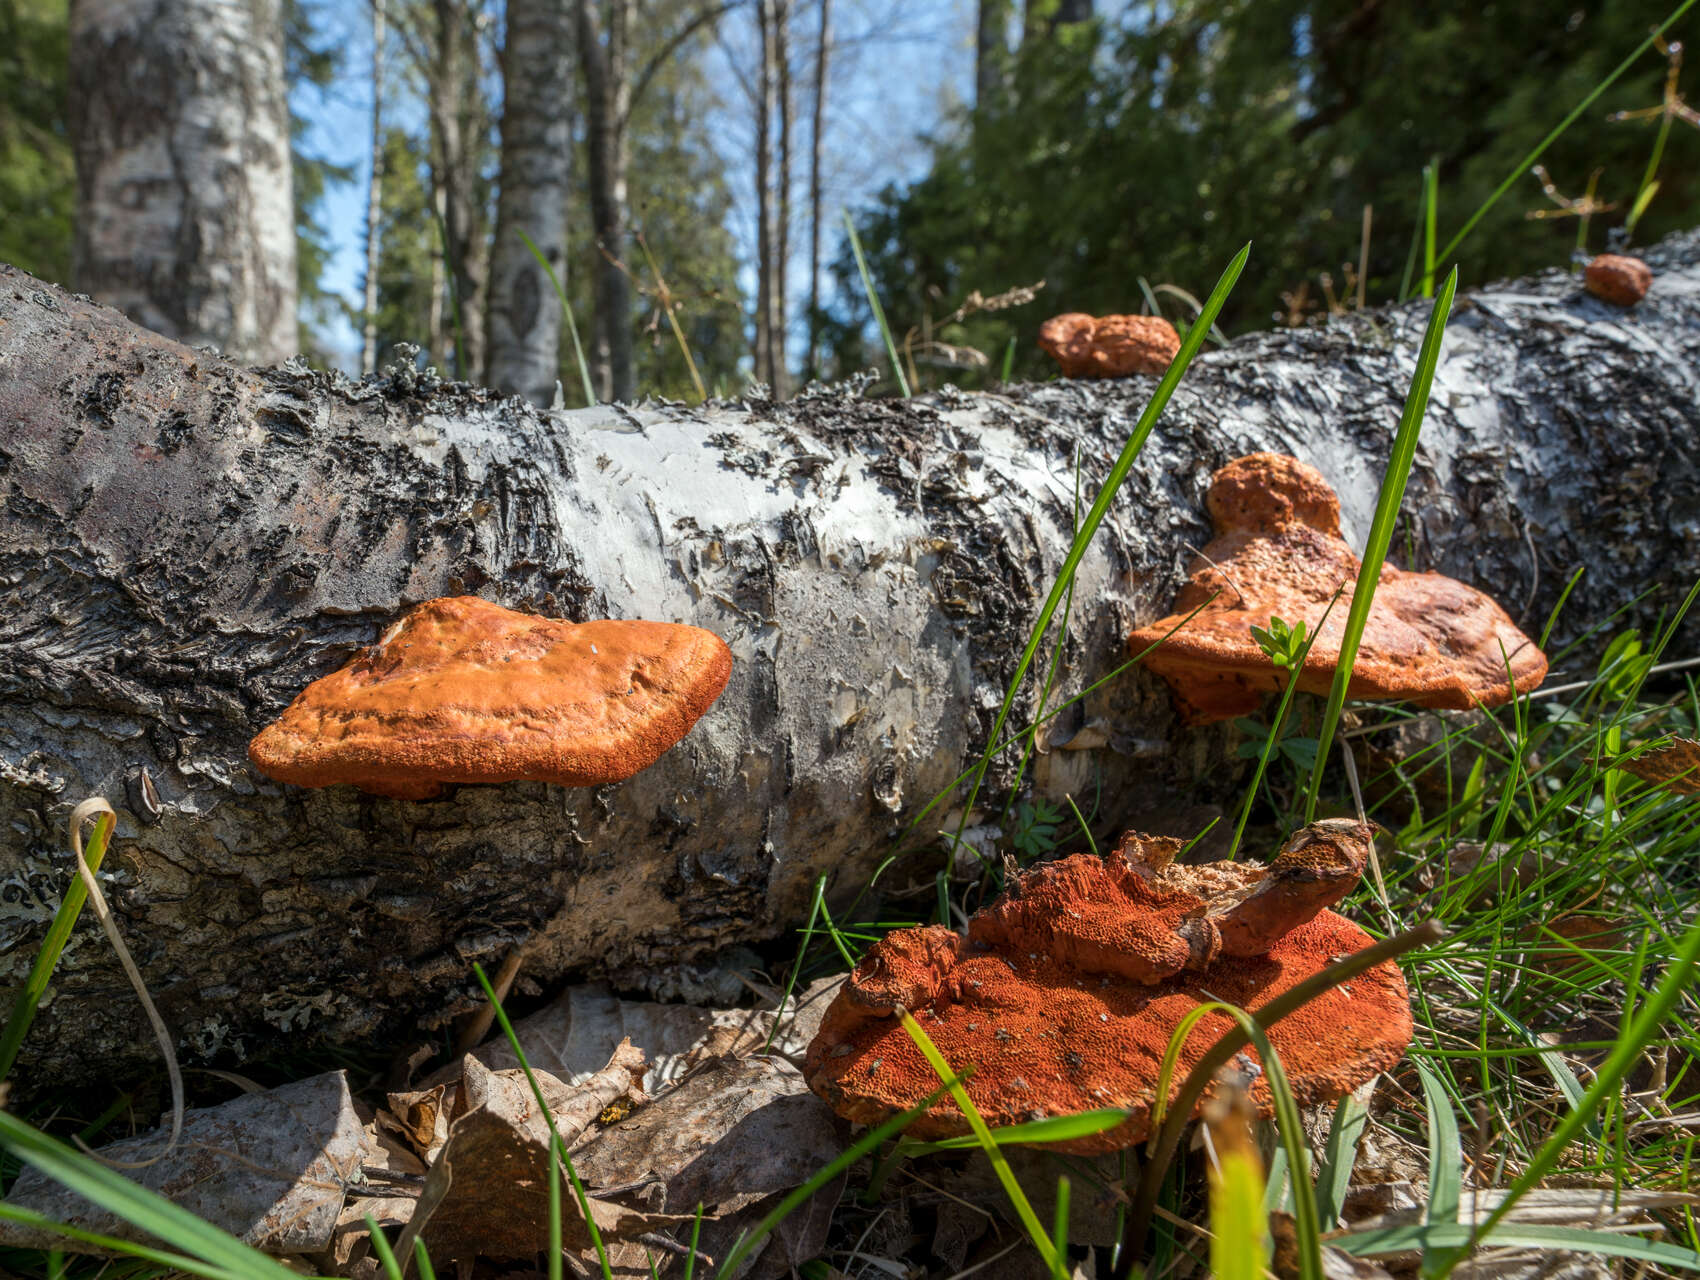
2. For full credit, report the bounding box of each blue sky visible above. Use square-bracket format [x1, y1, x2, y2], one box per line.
[290, 0, 979, 369]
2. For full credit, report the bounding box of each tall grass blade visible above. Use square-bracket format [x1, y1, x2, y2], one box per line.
[1315, 1092, 1370, 1227]
[1208, 1102, 1269, 1280]
[843, 209, 911, 398]
[1422, 160, 1438, 298]
[898, 1008, 1061, 1271]
[1304, 268, 1457, 823]
[1146, 1002, 1322, 1280]
[1414, 1056, 1462, 1229]
[518, 228, 596, 407]
[717, 1070, 963, 1277]
[950, 244, 1249, 858]
[0, 1111, 298, 1277]
[1435, 0, 1697, 266]
[1337, 1223, 1700, 1269]
[0, 805, 114, 1082]
[1433, 905, 1700, 1273]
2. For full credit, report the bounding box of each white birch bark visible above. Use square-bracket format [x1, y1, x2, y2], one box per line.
[69, 0, 298, 365]
[2, 237, 1698, 1082]
[487, 0, 575, 405]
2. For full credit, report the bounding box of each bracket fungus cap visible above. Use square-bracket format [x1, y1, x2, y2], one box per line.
[1037, 313, 1181, 379]
[1128, 453, 1548, 724]
[249, 595, 732, 799]
[1584, 254, 1652, 307]
[804, 820, 1412, 1154]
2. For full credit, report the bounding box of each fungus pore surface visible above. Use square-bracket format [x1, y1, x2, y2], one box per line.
[249, 595, 733, 799]
[805, 821, 1412, 1154]
[1127, 452, 1548, 724]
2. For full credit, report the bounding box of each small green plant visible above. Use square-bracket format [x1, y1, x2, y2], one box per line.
[1250, 615, 1309, 670]
[1009, 797, 1065, 861]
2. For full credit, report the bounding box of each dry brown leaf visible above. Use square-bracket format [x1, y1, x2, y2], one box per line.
[570, 1054, 845, 1276]
[1618, 735, 1700, 794]
[0, 1070, 365, 1255]
[402, 1097, 687, 1262]
[442, 976, 842, 1095]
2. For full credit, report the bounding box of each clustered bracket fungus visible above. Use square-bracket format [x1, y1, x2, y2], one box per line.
[1584, 253, 1653, 307]
[1127, 453, 1549, 725]
[1037, 313, 1182, 379]
[249, 596, 733, 800]
[804, 819, 1413, 1155]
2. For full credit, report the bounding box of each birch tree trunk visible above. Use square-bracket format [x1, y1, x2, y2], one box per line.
[754, 0, 780, 390]
[69, 0, 297, 366]
[428, 0, 489, 381]
[2, 237, 1698, 1083]
[577, 0, 635, 404]
[487, 0, 575, 405]
[362, 0, 389, 377]
[805, 0, 830, 381]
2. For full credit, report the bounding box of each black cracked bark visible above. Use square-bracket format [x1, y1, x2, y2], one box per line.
[1, 235, 1697, 1085]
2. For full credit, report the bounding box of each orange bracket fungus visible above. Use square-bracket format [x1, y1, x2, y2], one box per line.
[1127, 453, 1548, 724]
[804, 820, 1412, 1154]
[249, 595, 732, 800]
[1584, 253, 1652, 307]
[1037, 313, 1181, 379]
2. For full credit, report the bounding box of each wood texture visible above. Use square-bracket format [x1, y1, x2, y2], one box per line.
[1, 235, 1697, 1082]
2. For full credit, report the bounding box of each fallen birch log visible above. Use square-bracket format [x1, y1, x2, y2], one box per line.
[2, 233, 1697, 1082]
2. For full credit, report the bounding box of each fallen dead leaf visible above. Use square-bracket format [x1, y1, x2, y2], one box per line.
[570, 1053, 846, 1277]
[0, 1070, 365, 1255]
[1617, 735, 1700, 795]
[439, 976, 843, 1095]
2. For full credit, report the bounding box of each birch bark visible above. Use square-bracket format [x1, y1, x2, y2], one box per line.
[2, 237, 1697, 1081]
[69, 0, 297, 365]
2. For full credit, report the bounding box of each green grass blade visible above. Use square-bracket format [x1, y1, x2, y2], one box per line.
[1315, 1091, 1370, 1228]
[894, 1107, 1131, 1155]
[1208, 1113, 1269, 1280]
[1304, 267, 1457, 823]
[898, 1008, 1061, 1270]
[952, 243, 1249, 857]
[0, 806, 114, 1083]
[1432, 905, 1700, 1272]
[0, 1111, 298, 1277]
[1434, 0, 1697, 267]
[716, 1070, 964, 1277]
[1413, 1056, 1461, 1229]
[1052, 1175, 1072, 1280]
[1337, 1223, 1700, 1269]
[0, 1203, 244, 1279]
[1421, 160, 1438, 298]
[1146, 1002, 1323, 1280]
[365, 1215, 404, 1280]
[472, 962, 609, 1280]
[518, 228, 596, 408]
[843, 209, 911, 398]
[413, 1237, 438, 1280]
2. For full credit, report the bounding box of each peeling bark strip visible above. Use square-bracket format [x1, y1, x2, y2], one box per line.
[69, 0, 297, 366]
[2, 237, 1698, 1083]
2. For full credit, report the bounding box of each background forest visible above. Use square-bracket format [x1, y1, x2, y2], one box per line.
[1, 0, 1697, 404]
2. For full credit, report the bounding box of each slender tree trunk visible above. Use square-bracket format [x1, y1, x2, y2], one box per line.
[577, 0, 634, 403]
[774, 0, 791, 399]
[68, 0, 297, 365]
[362, 0, 388, 376]
[429, 0, 488, 381]
[805, 0, 829, 381]
[754, 0, 779, 389]
[5, 238, 1700, 1080]
[487, 0, 575, 405]
[975, 0, 1010, 109]
[429, 183, 448, 368]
